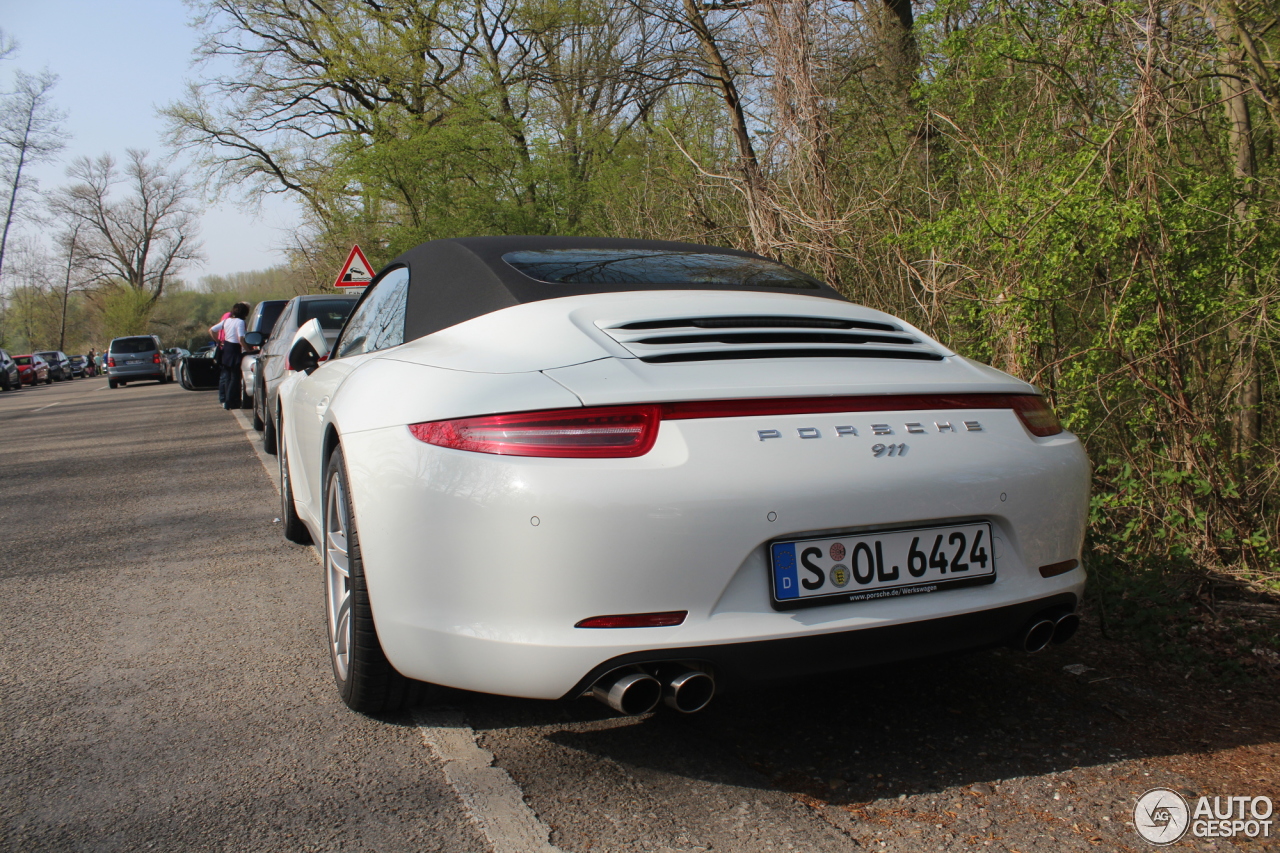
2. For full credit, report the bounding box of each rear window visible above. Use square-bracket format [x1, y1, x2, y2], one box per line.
[502, 249, 822, 289]
[298, 299, 357, 330]
[253, 301, 288, 336]
[36, 351, 58, 359]
[110, 337, 157, 354]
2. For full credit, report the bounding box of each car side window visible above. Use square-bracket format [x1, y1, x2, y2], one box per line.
[335, 267, 410, 358]
[270, 301, 295, 342]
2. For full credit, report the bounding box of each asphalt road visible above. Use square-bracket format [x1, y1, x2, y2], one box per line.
[2, 375, 1277, 852]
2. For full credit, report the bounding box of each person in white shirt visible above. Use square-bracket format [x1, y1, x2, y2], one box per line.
[209, 302, 250, 410]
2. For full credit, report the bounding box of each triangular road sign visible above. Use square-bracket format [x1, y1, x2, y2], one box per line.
[333, 244, 374, 288]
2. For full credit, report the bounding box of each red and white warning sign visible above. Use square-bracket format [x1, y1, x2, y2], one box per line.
[333, 244, 374, 289]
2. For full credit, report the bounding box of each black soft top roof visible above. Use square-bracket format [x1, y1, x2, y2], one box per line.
[385, 236, 847, 342]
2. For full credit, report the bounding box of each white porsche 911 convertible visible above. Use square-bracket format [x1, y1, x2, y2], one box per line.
[275, 237, 1090, 716]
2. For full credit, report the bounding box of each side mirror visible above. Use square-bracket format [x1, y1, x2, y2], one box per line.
[288, 337, 320, 374]
[244, 331, 265, 348]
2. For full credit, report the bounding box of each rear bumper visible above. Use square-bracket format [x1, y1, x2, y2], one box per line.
[108, 365, 166, 380]
[563, 592, 1078, 697]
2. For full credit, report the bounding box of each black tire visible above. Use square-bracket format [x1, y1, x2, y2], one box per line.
[108, 379, 118, 389]
[278, 414, 310, 544]
[261, 403, 278, 455]
[45, 375, 52, 385]
[324, 446, 422, 714]
[252, 396, 264, 432]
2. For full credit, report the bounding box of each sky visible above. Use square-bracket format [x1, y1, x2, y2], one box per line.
[2, 0, 302, 280]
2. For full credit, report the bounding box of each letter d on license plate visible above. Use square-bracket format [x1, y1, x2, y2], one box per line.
[770, 522, 995, 610]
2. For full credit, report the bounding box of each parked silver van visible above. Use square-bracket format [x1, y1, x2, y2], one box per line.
[106, 335, 172, 388]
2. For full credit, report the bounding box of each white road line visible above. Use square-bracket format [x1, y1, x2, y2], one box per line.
[30, 401, 62, 413]
[227, 406, 561, 853]
[416, 710, 565, 853]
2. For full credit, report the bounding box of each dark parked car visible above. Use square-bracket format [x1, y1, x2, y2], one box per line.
[0, 349, 21, 391]
[35, 351, 72, 381]
[247, 294, 358, 451]
[66, 355, 89, 378]
[240, 299, 289, 408]
[177, 347, 220, 390]
[106, 336, 172, 388]
[15, 354, 51, 385]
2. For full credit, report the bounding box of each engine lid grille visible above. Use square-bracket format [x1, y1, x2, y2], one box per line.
[599, 315, 945, 364]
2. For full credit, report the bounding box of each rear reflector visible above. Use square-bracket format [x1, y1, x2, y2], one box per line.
[409, 393, 1062, 457]
[1039, 559, 1079, 578]
[575, 611, 687, 629]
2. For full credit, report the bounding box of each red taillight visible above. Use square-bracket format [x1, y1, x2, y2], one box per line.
[409, 393, 1062, 458]
[409, 405, 660, 458]
[1008, 395, 1063, 437]
[107, 357, 115, 367]
[153, 353, 162, 364]
[575, 611, 687, 628]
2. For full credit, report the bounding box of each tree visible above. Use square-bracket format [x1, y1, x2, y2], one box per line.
[50, 150, 204, 307]
[0, 69, 66, 280]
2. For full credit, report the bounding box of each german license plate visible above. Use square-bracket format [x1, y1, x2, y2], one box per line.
[126, 359, 143, 364]
[770, 522, 995, 610]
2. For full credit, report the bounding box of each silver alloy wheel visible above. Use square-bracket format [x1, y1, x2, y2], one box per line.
[325, 467, 353, 682]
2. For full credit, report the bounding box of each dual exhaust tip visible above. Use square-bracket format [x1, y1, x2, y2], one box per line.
[591, 667, 714, 716]
[1018, 610, 1080, 653]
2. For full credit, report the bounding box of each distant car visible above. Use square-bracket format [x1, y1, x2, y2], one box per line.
[66, 355, 89, 378]
[14, 354, 50, 385]
[247, 294, 358, 449]
[163, 347, 190, 367]
[35, 351, 72, 381]
[0, 349, 21, 391]
[106, 335, 172, 388]
[240, 299, 289, 408]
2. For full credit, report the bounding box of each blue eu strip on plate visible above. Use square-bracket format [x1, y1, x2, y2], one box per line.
[772, 542, 799, 600]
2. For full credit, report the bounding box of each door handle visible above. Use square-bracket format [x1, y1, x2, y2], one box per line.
[316, 396, 329, 418]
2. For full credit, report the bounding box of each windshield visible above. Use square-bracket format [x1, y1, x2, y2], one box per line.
[298, 299, 357, 330]
[15, 356, 31, 365]
[110, 338, 157, 354]
[502, 249, 821, 289]
[35, 352, 58, 360]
